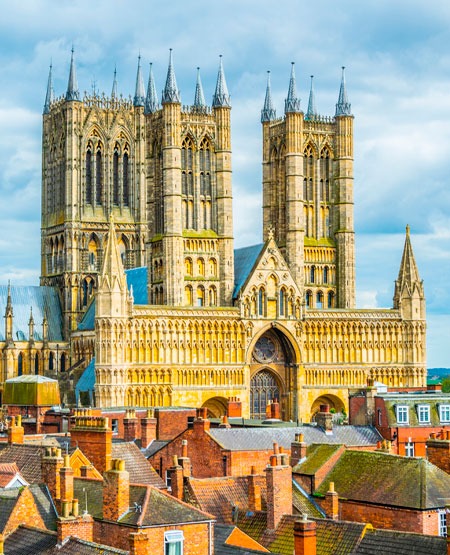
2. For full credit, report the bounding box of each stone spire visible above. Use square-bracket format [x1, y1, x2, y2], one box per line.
[261, 71, 276, 123]
[100, 216, 127, 289]
[193, 67, 206, 108]
[335, 66, 351, 116]
[28, 307, 35, 343]
[111, 66, 118, 99]
[133, 55, 145, 107]
[284, 62, 301, 113]
[162, 49, 180, 104]
[393, 225, 425, 319]
[66, 47, 80, 102]
[5, 281, 13, 346]
[306, 75, 317, 120]
[145, 63, 159, 114]
[43, 63, 54, 115]
[212, 55, 231, 108]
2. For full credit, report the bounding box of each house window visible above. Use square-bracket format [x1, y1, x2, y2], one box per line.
[405, 441, 414, 457]
[439, 510, 447, 537]
[164, 530, 184, 555]
[165, 470, 172, 490]
[377, 408, 382, 426]
[417, 404, 430, 423]
[440, 405, 450, 423]
[111, 419, 119, 434]
[396, 405, 409, 424]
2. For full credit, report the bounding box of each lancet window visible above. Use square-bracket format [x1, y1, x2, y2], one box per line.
[182, 137, 194, 229]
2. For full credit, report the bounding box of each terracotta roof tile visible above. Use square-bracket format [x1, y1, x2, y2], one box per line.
[355, 528, 447, 554]
[0, 444, 45, 482]
[4, 525, 56, 554]
[111, 441, 165, 488]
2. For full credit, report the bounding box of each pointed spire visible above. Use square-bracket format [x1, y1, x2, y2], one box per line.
[100, 216, 127, 288]
[285, 62, 301, 113]
[306, 75, 317, 120]
[111, 66, 118, 99]
[43, 63, 54, 115]
[193, 67, 206, 108]
[212, 55, 231, 108]
[162, 49, 180, 104]
[335, 66, 351, 116]
[6, 281, 12, 317]
[261, 71, 276, 123]
[145, 63, 160, 114]
[396, 225, 421, 288]
[66, 47, 80, 102]
[134, 55, 146, 107]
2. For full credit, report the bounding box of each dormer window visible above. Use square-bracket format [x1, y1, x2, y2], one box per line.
[417, 404, 430, 424]
[396, 405, 409, 424]
[439, 404, 450, 423]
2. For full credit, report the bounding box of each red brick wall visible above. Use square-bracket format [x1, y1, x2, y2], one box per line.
[4, 488, 46, 536]
[57, 515, 94, 543]
[155, 409, 196, 441]
[349, 395, 367, 425]
[227, 449, 281, 476]
[426, 439, 450, 473]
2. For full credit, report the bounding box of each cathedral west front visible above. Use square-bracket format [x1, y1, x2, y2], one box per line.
[25, 49, 427, 420]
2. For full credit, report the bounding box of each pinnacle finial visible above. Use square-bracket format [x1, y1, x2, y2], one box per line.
[335, 66, 351, 116]
[134, 55, 146, 107]
[306, 75, 317, 120]
[162, 49, 180, 104]
[284, 62, 301, 113]
[212, 55, 231, 108]
[193, 67, 206, 109]
[261, 71, 276, 123]
[145, 63, 160, 114]
[43, 63, 54, 114]
[66, 47, 80, 102]
[111, 66, 118, 99]
[406, 224, 410, 237]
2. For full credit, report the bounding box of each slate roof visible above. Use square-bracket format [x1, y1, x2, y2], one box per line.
[44, 537, 129, 554]
[233, 244, 264, 298]
[186, 475, 267, 524]
[0, 285, 64, 341]
[208, 426, 381, 451]
[4, 525, 56, 554]
[354, 528, 447, 554]
[143, 439, 169, 458]
[0, 444, 45, 482]
[379, 392, 450, 427]
[214, 524, 273, 554]
[313, 450, 450, 509]
[75, 357, 95, 402]
[29, 483, 58, 530]
[111, 441, 165, 488]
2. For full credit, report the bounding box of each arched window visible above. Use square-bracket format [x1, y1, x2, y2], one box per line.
[18, 353, 23, 376]
[328, 291, 335, 308]
[35, 354, 39, 375]
[123, 150, 129, 206]
[185, 258, 193, 275]
[185, 285, 193, 306]
[96, 148, 102, 205]
[86, 147, 93, 204]
[118, 238, 126, 267]
[208, 286, 217, 306]
[60, 353, 66, 373]
[88, 238, 98, 271]
[316, 291, 324, 309]
[279, 288, 285, 316]
[82, 280, 88, 307]
[209, 258, 217, 277]
[310, 266, 315, 283]
[323, 266, 329, 284]
[258, 288, 265, 316]
[250, 370, 280, 420]
[197, 286, 205, 307]
[199, 138, 212, 197]
[49, 352, 54, 371]
[197, 258, 205, 276]
[306, 290, 312, 308]
[181, 137, 194, 229]
[113, 147, 119, 205]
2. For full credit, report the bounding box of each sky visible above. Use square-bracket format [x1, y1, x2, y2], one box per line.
[0, 0, 450, 367]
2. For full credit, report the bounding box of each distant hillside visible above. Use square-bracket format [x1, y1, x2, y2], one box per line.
[428, 368, 450, 378]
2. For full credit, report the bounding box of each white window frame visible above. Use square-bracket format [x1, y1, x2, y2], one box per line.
[405, 441, 415, 457]
[439, 509, 447, 537]
[417, 404, 430, 424]
[396, 405, 409, 424]
[164, 530, 184, 555]
[440, 405, 450, 423]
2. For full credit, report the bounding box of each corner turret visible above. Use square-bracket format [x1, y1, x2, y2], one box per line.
[212, 55, 231, 108]
[145, 63, 159, 114]
[111, 66, 118, 99]
[335, 66, 351, 116]
[65, 47, 80, 102]
[261, 71, 276, 123]
[43, 63, 54, 115]
[305, 75, 317, 120]
[162, 49, 180, 104]
[284, 62, 301, 113]
[193, 67, 206, 109]
[133, 55, 145, 107]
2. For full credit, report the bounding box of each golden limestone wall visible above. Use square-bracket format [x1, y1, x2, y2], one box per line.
[93, 303, 426, 421]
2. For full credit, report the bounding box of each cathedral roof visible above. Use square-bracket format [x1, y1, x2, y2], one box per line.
[233, 244, 264, 299]
[75, 357, 95, 403]
[0, 285, 63, 342]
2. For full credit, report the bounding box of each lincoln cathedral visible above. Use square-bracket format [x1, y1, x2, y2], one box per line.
[0, 49, 426, 421]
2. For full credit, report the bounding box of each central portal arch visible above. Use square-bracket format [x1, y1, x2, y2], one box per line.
[250, 369, 280, 420]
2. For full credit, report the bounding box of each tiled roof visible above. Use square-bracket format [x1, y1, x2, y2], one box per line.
[186, 475, 267, 524]
[292, 481, 325, 518]
[214, 524, 271, 554]
[29, 483, 58, 531]
[209, 426, 381, 451]
[380, 393, 450, 427]
[293, 444, 343, 475]
[233, 244, 264, 298]
[354, 528, 447, 554]
[0, 444, 45, 482]
[0, 487, 21, 532]
[44, 537, 129, 554]
[111, 442, 165, 488]
[0, 285, 64, 341]
[0, 462, 22, 486]
[314, 450, 450, 509]
[4, 525, 56, 554]
[143, 439, 169, 458]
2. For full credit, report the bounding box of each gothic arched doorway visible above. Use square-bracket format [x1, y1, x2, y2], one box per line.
[203, 396, 228, 418]
[250, 370, 280, 420]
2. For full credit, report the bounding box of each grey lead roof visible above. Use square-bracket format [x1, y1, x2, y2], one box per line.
[0, 285, 63, 342]
[233, 244, 264, 299]
[208, 426, 382, 451]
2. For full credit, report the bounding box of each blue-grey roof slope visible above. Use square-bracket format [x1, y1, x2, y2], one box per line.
[233, 244, 264, 299]
[75, 357, 95, 404]
[0, 285, 63, 342]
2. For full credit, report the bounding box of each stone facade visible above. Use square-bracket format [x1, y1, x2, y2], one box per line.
[41, 53, 426, 421]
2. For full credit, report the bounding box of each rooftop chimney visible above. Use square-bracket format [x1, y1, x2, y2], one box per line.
[315, 405, 333, 432]
[123, 409, 138, 442]
[266, 448, 292, 530]
[8, 415, 24, 444]
[291, 433, 307, 466]
[294, 515, 316, 555]
[248, 466, 262, 512]
[322, 482, 339, 520]
[103, 459, 130, 521]
[70, 409, 112, 474]
[140, 408, 157, 448]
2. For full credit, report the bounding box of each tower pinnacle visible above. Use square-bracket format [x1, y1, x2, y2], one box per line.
[111, 66, 118, 99]
[133, 55, 145, 107]
[305, 75, 317, 120]
[194, 67, 206, 108]
[284, 62, 301, 113]
[261, 71, 276, 123]
[43, 63, 54, 115]
[66, 47, 80, 102]
[335, 66, 351, 116]
[212, 55, 231, 108]
[162, 49, 180, 104]
[145, 63, 159, 114]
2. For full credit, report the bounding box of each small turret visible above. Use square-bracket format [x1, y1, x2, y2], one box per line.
[145, 63, 159, 114]
[28, 307, 35, 344]
[133, 55, 145, 107]
[261, 71, 276, 123]
[43, 63, 54, 115]
[193, 67, 206, 109]
[212, 55, 231, 108]
[162, 49, 180, 104]
[335, 66, 351, 116]
[65, 47, 80, 102]
[393, 225, 425, 320]
[5, 281, 14, 346]
[284, 62, 301, 113]
[305, 75, 317, 120]
[111, 66, 118, 99]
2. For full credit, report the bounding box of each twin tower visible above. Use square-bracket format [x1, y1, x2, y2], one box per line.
[41, 50, 355, 335]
